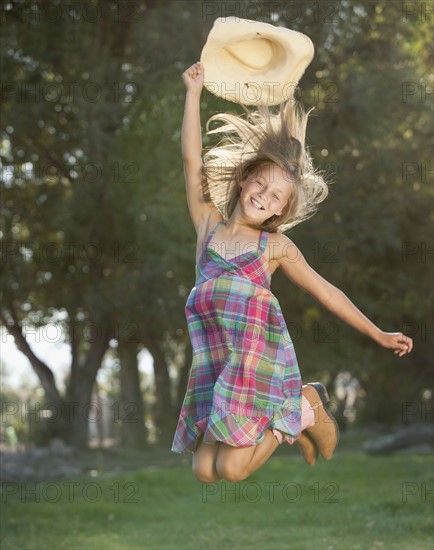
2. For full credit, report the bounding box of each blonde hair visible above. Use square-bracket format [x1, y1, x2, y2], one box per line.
[201, 99, 331, 233]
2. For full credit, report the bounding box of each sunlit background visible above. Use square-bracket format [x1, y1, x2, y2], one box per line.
[1, 1, 432, 548]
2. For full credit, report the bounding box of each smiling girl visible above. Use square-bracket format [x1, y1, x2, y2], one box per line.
[171, 62, 413, 484]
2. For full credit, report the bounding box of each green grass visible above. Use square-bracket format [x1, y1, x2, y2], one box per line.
[1, 453, 433, 549]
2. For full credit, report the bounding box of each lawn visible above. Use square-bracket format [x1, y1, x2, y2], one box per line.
[1, 448, 433, 549]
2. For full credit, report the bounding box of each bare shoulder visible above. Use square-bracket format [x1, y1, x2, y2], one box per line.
[268, 231, 336, 304]
[267, 233, 303, 275]
[266, 232, 301, 273]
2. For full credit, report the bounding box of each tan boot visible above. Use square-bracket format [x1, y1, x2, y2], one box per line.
[295, 431, 319, 465]
[303, 383, 339, 460]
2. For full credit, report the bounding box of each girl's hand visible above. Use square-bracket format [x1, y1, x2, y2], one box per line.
[376, 331, 414, 357]
[182, 62, 204, 93]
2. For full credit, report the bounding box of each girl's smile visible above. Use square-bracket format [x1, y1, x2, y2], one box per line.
[250, 197, 265, 210]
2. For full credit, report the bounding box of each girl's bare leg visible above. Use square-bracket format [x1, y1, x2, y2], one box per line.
[192, 432, 222, 483]
[216, 429, 280, 482]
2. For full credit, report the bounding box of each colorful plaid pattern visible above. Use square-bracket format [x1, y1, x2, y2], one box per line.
[171, 220, 302, 454]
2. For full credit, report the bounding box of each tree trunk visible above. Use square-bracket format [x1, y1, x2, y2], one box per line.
[1, 310, 66, 444]
[67, 374, 95, 450]
[1, 313, 61, 405]
[146, 339, 174, 444]
[67, 324, 111, 450]
[118, 339, 148, 449]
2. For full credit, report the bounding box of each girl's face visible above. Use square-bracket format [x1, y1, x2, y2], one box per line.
[239, 164, 293, 221]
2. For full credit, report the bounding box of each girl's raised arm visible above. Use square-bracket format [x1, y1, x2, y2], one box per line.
[181, 62, 212, 231]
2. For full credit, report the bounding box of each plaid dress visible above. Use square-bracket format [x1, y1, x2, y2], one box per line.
[171, 220, 302, 454]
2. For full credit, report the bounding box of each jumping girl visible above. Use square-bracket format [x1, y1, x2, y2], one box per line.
[171, 62, 413, 484]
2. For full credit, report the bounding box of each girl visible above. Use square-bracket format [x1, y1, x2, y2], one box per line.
[171, 62, 413, 484]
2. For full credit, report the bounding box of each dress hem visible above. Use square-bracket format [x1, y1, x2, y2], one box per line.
[171, 409, 301, 455]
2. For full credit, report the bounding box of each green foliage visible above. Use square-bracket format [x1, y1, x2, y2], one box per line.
[0, 0, 431, 430]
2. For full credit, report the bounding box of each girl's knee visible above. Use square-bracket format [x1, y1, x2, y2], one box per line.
[192, 462, 219, 484]
[192, 451, 220, 484]
[215, 458, 250, 483]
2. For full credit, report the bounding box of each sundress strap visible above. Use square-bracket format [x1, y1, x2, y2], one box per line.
[259, 229, 268, 254]
[205, 220, 225, 248]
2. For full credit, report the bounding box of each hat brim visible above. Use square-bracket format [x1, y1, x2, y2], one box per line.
[200, 17, 314, 106]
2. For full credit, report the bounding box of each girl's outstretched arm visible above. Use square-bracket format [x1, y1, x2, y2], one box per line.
[275, 234, 414, 357]
[181, 62, 213, 231]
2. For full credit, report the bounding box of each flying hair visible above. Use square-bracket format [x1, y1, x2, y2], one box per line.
[201, 99, 331, 233]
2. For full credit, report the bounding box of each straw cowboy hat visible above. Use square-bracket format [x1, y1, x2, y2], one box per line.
[200, 17, 314, 106]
